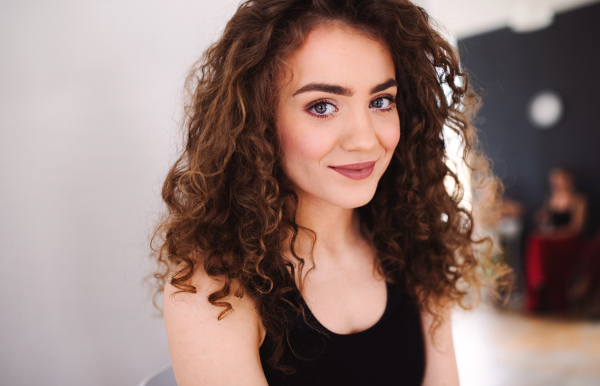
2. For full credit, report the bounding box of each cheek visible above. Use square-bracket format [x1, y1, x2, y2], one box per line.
[279, 123, 335, 164]
[378, 120, 401, 152]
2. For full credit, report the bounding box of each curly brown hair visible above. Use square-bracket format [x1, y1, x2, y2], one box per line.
[152, 0, 506, 373]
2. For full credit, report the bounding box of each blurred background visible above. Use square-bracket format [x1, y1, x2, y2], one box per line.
[1, 0, 599, 385]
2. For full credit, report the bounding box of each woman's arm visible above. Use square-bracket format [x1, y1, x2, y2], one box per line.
[567, 195, 587, 235]
[420, 306, 459, 386]
[163, 266, 268, 386]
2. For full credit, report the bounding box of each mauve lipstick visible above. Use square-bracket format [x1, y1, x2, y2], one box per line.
[328, 161, 376, 180]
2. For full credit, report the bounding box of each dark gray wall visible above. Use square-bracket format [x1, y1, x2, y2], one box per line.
[459, 3, 600, 233]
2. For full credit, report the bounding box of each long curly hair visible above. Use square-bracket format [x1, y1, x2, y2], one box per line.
[152, 0, 506, 373]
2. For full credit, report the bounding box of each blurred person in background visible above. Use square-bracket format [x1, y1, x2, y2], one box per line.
[535, 167, 587, 238]
[525, 167, 588, 314]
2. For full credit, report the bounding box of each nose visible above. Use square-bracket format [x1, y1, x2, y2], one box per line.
[340, 106, 379, 152]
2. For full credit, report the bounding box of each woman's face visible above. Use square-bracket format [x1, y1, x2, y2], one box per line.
[549, 170, 573, 192]
[276, 23, 400, 209]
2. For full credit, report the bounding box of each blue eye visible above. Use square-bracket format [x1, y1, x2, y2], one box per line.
[308, 100, 337, 118]
[370, 96, 395, 110]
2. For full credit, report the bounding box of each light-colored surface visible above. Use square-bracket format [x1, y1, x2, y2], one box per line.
[0, 0, 239, 385]
[453, 305, 600, 386]
[139, 365, 176, 386]
[417, 0, 600, 38]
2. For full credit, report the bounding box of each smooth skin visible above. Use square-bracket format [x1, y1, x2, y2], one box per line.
[164, 23, 460, 386]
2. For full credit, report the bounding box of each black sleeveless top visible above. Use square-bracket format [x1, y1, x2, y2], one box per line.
[549, 209, 572, 228]
[259, 281, 426, 385]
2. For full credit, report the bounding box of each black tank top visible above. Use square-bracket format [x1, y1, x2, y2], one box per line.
[259, 280, 426, 385]
[549, 209, 572, 228]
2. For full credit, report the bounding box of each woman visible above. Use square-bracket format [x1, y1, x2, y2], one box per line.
[525, 167, 588, 312]
[152, 0, 501, 384]
[536, 167, 587, 238]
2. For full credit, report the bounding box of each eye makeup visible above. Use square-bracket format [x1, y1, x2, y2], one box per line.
[370, 94, 396, 112]
[306, 98, 338, 119]
[305, 94, 397, 119]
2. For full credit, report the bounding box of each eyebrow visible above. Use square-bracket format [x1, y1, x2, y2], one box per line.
[370, 78, 398, 94]
[292, 83, 352, 97]
[291, 78, 398, 97]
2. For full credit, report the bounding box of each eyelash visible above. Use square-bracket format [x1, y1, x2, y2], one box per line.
[306, 94, 397, 119]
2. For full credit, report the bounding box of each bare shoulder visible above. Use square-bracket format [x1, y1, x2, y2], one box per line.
[420, 303, 459, 386]
[163, 264, 268, 386]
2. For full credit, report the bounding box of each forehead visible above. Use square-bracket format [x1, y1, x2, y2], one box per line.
[279, 23, 395, 93]
[550, 170, 571, 180]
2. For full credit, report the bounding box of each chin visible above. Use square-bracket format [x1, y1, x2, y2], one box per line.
[292, 171, 382, 209]
[323, 188, 378, 209]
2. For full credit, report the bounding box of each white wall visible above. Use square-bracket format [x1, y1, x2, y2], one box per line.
[1, 0, 597, 385]
[428, 0, 599, 38]
[0, 0, 238, 385]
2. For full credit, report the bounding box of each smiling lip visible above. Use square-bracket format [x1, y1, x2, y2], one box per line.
[328, 161, 376, 180]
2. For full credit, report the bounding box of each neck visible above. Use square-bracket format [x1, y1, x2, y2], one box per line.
[285, 191, 368, 255]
